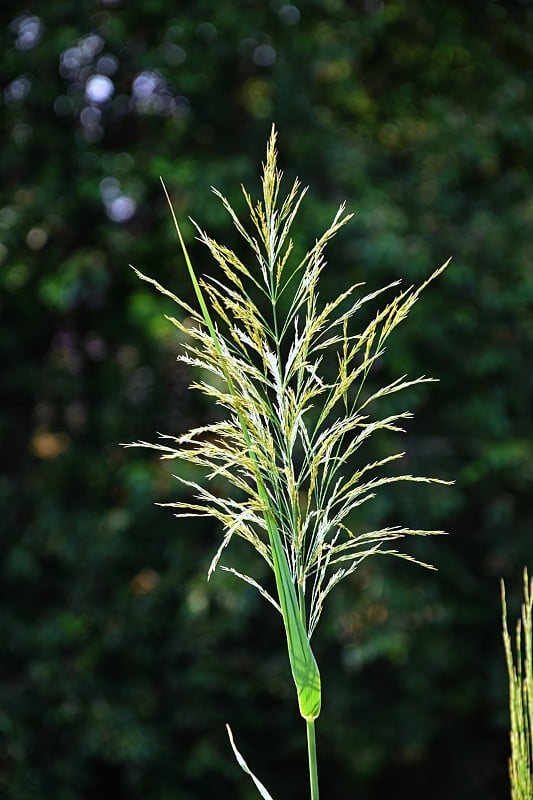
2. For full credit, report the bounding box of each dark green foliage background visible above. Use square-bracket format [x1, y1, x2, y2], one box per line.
[1, 1, 532, 797]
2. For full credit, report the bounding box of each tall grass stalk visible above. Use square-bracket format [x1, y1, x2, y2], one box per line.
[502, 569, 533, 800]
[129, 127, 449, 798]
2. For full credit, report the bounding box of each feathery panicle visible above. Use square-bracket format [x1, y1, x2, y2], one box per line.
[128, 126, 450, 726]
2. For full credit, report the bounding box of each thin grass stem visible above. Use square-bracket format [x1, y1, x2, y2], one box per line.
[306, 719, 319, 800]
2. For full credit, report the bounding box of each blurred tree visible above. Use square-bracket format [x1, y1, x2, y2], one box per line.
[1, 1, 532, 798]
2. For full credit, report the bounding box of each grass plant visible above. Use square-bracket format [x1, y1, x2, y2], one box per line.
[502, 569, 533, 800]
[129, 127, 450, 798]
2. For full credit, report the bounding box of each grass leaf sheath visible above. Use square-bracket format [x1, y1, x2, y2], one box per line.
[129, 126, 450, 798]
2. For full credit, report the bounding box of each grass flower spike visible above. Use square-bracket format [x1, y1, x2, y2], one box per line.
[129, 126, 450, 799]
[502, 570, 533, 800]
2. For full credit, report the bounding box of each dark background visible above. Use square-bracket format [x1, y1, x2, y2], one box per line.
[1, 1, 532, 798]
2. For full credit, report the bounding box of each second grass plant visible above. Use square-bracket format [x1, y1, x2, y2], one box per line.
[131, 127, 450, 798]
[502, 570, 533, 800]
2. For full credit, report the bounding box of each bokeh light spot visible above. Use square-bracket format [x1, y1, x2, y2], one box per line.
[132, 71, 158, 98]
[4, 76, 32, 104]
[12, 123, 33, 146]
[131, 569, 160, 595]
[163, 43, 187, 66]
[253, 44, 277, 67]
[26, 227, 48, 251]
[171, 96, 191, 117]
[31, 430, 70, 460]
[10, 14, 43, 51]
[107, 195, 137, 223]
[85, 74, 114, 103]
[196, 22, 217, 42]
[97, 54, 119, 76]
[279, 4, 301, 25]
[54, 95, 74, 116]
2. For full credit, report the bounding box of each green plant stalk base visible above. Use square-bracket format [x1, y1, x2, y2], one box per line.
[306, 719, 319, 800]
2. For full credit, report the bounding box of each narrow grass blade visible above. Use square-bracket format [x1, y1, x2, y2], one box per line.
[226, 725, 276, 800]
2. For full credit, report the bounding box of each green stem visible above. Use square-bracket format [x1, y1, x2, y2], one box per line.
[298, 581, 307, 629]
[306, 719, 319, 800]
